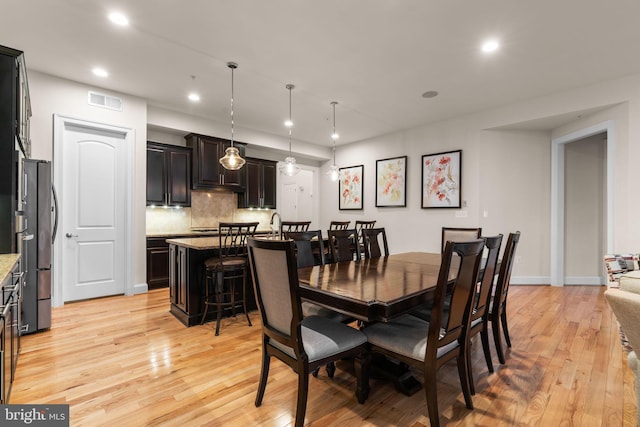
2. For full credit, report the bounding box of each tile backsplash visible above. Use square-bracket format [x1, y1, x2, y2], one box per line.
[146, 190, 273, 234]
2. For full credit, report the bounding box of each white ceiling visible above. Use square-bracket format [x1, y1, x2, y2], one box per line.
[2, 1, 640, 148]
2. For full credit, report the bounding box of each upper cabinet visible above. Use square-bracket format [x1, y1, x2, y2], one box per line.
[239, 157, 277, 209]
[0, 45, 29, 254]
[146, 142, 191, 207]
[185, 133, 246, 192]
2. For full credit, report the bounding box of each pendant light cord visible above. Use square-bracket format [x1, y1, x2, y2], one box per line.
[331, 101, 338, 163]
[287, 84, 294, 154]
[230, 66, 234, 147]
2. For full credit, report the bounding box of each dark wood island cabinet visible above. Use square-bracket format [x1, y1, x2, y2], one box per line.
[166, 237, 257, 327]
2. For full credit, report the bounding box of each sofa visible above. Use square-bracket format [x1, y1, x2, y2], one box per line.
[605, 272, 640, 425]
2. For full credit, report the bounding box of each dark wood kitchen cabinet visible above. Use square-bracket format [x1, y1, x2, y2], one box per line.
[168, 243, 188, 313]
[185, 133, 246, 192]
[146, 142, 191, 207]
[238, 157, 277, 209]
[0, 46, 29, 254]
[146, 238, 170, 289]
[1, 255, 22, 404]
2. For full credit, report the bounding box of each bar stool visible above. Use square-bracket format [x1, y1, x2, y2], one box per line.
[201, 222, 258, 335]
[329, 220, 351, 230]
[280, 220, 311, 235]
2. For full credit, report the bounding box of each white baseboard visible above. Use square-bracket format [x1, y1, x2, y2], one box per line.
[511, 276, 550, 285]
[133, 282, 149, 294]
[510, 276, 605, 286]
[563, 276, 604, 285]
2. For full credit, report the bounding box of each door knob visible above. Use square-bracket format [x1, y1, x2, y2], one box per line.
[65, 233, 78, 238]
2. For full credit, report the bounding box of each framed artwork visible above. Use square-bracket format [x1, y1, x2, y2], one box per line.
[376, 156, 407, 207]
[339, 165, 363, 210]
[421, 149, 462, 208]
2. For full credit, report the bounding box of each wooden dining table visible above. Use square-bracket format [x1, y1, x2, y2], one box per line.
[297, 252, 450, 323]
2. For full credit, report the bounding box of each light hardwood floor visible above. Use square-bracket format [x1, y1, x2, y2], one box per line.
[11, 285, 637, 426]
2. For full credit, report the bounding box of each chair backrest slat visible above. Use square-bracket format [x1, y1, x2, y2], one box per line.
[428, 239, 485, 358]
[327, 228, 361, 262]
[362, 227, 389, 258]
[329, 220, 351, 230]
[280, 221, 311, 235]
[284, 230, 325, 268]
[219, 222, 259, 258]
[491, 231, 521, 316]
[441, 227, 482, 253]
[473, 235, 503, 321]
[248, 238, 303, 350]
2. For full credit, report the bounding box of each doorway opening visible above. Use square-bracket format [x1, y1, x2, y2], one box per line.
[550, 120, 615, 286]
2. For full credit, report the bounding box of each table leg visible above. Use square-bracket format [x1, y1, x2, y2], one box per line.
[371, 354, 422, 396]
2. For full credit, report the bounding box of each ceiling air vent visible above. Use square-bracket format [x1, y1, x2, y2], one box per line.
[88, 91, 123, 111]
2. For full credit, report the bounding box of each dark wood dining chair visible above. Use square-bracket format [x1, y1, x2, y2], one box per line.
[488, 231, 521, 365]
[284, 230, 325, 268]
[286, 229, 353, 377]
[441, 227, 482, 253]
[361, 227, 389, 258]
[327, 228, 361, 262]
[280, 220, 311, 235]
[466, 234, 502, 394]
[363, 239, 485, 427]
[355, 220, 376, 256]
[284, 229, 348, 321]
[247, 238, 369, 427]
[329, 220, 351, 230]
[201, 221, 258, 335]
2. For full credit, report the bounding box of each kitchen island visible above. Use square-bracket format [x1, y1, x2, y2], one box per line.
[166, 236, 265, 327]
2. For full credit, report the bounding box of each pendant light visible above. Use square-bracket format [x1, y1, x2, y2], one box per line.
[219, 61, 246, 170]
[279, 84, 300, 176]
[326, 101, 340, 181]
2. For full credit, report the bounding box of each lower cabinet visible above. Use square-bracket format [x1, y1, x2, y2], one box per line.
[1, 258, 21, 404]
[147, 238, 170, 289]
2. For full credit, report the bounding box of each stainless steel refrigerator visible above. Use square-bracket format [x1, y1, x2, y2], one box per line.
[22, 159, 54, 333]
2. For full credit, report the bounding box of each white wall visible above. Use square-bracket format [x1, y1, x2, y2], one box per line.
[28, 71, 148, 289]
[319, 119, 550, 280]
[321, 73, 640, 284]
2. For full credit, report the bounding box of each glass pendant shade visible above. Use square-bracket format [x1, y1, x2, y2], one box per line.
[279, 84, 300, 176]
[281, 156, 300, 176]
[219, 146, 245, 170]
[327, 163, 340, 181]
[219, 61, 245, 171]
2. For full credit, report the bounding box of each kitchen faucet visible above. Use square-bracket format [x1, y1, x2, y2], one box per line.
[269, 211, 282, 239]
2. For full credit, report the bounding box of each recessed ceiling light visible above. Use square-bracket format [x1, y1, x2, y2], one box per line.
[481, 39, 500, 53]
[108, 12, 129, 26]
[422, 90, 439, 99]
[92, 67, 109, 77]
[188, 93, 200, 102]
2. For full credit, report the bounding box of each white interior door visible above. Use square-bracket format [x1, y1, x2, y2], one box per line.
[280, 182, 298, 220]
[58, 118, 130, 302]
[278, 168, 316, 227]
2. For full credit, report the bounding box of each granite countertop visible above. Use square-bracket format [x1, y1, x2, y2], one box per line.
[166, 234, 281, 250]
[165, 236, 221, 250]
[147, 230, 220, 238]
[147, 229, 273, 238]
[0, 253, 21, 286]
